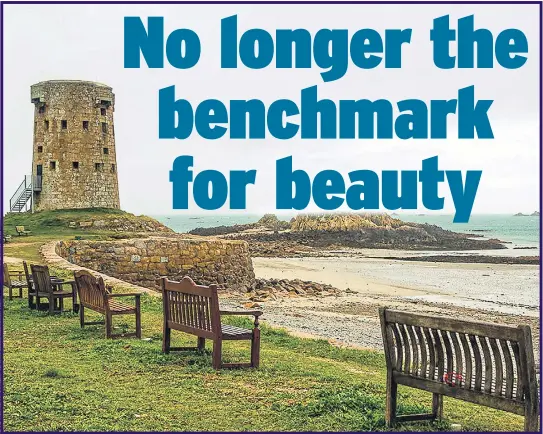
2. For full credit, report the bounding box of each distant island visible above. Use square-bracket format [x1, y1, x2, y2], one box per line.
[514, 211, 539, 217]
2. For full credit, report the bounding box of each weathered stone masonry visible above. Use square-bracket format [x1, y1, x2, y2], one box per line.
[31, 80, 120, 211]
[55, 237, 255, 291]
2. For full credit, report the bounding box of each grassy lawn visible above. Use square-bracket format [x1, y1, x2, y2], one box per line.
[3, 289, 524, 431]
[1, 210, 527, 431]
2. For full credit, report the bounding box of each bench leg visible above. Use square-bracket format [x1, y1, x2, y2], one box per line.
[105, 313, 112, 338]
[197, 337, 205, 352]
[524, 399, 539, 432]
[385, 372, 398, 427]
[432, 393, 443, 420]
[135, 299, 142, 339]
[162, 326, 171, 353]
[49, 296, 55, 314]
[251, 328, 260, 368]
[8, 286, 13, 301]
[80, 305, 85, 328]
[212, 339, 222, 370]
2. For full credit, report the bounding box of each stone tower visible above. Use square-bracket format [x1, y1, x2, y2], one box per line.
[30, 80, 120, 211]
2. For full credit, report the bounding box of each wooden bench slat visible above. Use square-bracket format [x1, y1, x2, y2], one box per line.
[451, 332, 464, 386]
[459, 333, 473, 390]
[511, 341, 524, 401]
[432, 329, 445, 382]
[390, 324, 403, 371]
[423, 327, 436, 381]
[399, 324, 411, 374]
[407, 325, 419, 376]
[441, 330, 454, 380]
[415, 326, 427, 379]
[501, 339, 515, 399]
[469, 335, 483, 392]
[490, 338, 504, 397]
[480, 336, 494, 394]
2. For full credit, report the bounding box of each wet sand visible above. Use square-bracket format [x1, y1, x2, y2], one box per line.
[241, 255, 540, 357]
[253, 256, 539, 316]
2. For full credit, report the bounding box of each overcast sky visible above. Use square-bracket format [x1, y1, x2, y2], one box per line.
[2, 3, 540, 218]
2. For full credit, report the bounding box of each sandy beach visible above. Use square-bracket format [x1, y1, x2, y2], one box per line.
[225, 254, 540, 359]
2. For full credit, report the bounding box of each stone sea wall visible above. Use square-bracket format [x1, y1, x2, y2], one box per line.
[55, 237, 255, 291]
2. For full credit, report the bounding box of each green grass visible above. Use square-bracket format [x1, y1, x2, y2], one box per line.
[1, 211, 527, 431]
[3, 292, 524, 431]
[3, 208, 164, 236]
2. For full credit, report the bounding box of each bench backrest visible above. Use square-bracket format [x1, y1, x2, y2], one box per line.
[15, 226, 25, 233]
[160, 276, 220, 338]
[74, 270, 108, 310]
[22, 261, 32, 286]
[3, 263, 11, 286]
[379, 308, 537, 405]
[30, 264, 53, 293]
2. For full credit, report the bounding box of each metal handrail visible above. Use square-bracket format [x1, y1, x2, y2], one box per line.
[9, 175, 32, 211]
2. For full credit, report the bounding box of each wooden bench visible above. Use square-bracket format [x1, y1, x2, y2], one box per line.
[379, 308, 539, 431]
[2, 263, 27, 300]
[160, 276, 262, 370]
[31, 264, 77, 313]
[74, 270, 141, 339]
[15, 226, 31, 236]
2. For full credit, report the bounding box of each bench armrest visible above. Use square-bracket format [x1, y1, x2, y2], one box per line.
[107, 293, 142, 298]
[220, 310, 263, 317]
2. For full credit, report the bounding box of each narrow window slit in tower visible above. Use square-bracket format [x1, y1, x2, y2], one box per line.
[37, 145, 43, 153]
[103, 147, 109, 155]
[95, 163, 104, 171]
[101, 122, 107, 133]
[45, 120, 49, 130]
[73, 162, 79, 169]
[111, 164, 116, 173]
[50, 161, 56, 170]
[61, 120, 67, 129]
[101, 108, 107, 116]
[83, 121, 89, 130]
[38, 105, 45, 114]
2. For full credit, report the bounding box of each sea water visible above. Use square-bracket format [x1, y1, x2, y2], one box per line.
[151, 213, 540, 248]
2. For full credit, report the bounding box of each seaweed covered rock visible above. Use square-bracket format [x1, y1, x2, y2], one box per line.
[290, 213, 404, 231]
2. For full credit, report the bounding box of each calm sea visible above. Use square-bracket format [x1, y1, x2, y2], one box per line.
[151, 214, 540, 248]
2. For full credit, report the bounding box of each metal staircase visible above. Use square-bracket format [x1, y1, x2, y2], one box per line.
[9, 175, 41, 212]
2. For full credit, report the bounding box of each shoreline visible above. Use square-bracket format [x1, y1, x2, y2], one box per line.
[239, 255, 540, 359]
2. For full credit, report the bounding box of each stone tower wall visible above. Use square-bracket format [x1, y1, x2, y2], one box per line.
[31, 80, 120, 211]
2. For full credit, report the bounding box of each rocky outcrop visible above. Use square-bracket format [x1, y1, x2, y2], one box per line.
[257, 214, 290, 231]
[190, 213, 507, 256]
[189, 214, 289, 236]
[531, 211, 540, 216]
[247, 278, 342, 302]
[290, 213, 403, 231]
[229, 224, 506, 256]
